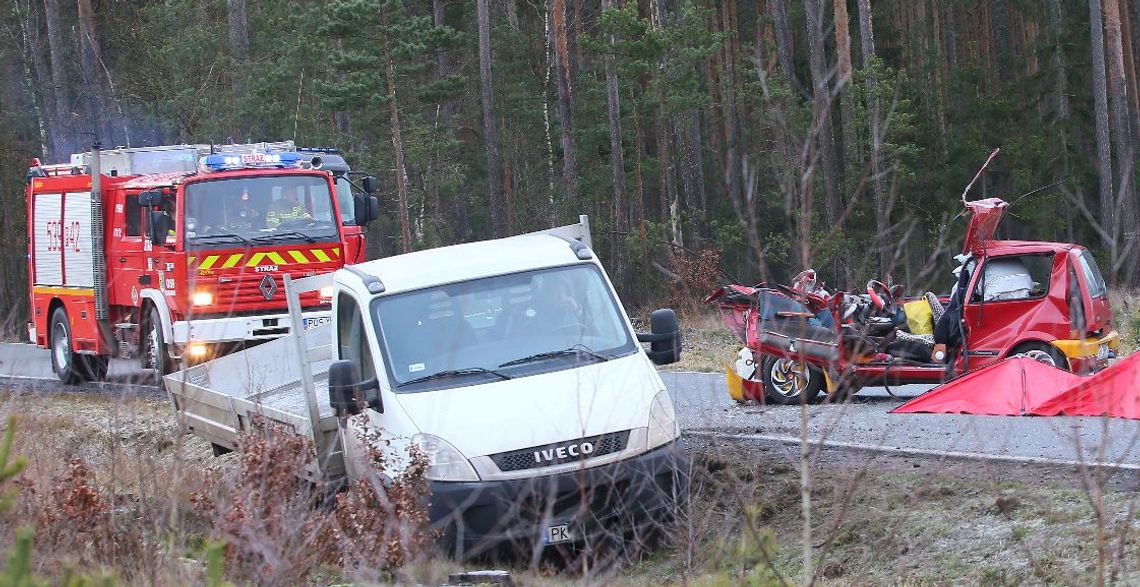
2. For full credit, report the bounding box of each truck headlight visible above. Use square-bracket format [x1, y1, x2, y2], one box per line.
[411, 433, 479, 482]
[647, 389, 680, 449]
[192, 291, 214, 306]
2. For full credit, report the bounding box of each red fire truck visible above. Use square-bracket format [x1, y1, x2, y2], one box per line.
[26, 141, 380, 384]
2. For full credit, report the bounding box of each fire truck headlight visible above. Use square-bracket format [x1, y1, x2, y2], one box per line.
[192, 291, 214, 306]
[187, 343, 209, 359]
[319, 286, 334, 301]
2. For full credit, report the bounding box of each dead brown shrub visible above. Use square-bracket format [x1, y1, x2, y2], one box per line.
[665, 247, 723, 313]
[193, 415, 434, 585]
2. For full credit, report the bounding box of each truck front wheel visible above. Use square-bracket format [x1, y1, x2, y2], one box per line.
[142, 305, 176, 381]
[49, 308, 106, 384]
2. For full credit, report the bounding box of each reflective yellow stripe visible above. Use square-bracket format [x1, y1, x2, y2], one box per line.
[221, 253, 244, 268]
[33, 286, 95, 297]
[198, 255, 221, 270]
[332, 247, 341, 258]
[311, 249, 331, 263]
[266, 251, 288, 265]
[288, 250, 309, 264]
[245, 252, 267, 267]
[188, 256, 197, 268]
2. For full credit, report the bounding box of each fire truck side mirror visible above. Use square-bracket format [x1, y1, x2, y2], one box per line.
[138, 190, 163, 207]
[361, 175, 377, 195]
[353, 195, 381, 226]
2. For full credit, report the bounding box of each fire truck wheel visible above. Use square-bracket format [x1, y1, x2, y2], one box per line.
[49, 308, 88, 384]
[142, 306, 175, 380]
[1012, 342, 1069, 371]
[761, 355, 825, 405]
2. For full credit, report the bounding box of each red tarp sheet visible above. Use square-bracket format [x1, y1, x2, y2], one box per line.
[893, 354, 1140, 419]
[1031, 352, 1140, 418]
[890, 357, 1081, 416]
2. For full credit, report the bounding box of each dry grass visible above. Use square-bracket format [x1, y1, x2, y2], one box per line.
[1110, 288, 1140, 353]
[3, 384, 1138, 586]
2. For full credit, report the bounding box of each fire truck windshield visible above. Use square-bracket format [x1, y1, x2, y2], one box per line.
[183, 175, 339, 249]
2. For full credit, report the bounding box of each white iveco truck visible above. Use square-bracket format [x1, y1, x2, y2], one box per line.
[165, 217, 688, 557]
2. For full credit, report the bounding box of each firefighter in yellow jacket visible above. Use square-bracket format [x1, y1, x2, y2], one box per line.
[266, 185, 312, 228]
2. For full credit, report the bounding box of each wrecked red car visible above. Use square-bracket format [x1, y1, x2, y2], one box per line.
[707, 196, 1120, 405]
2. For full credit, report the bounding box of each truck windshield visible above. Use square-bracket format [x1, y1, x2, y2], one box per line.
[334, 175, 355, 225]
[371, 264, 638, 392]
[183, 175, 339, 249]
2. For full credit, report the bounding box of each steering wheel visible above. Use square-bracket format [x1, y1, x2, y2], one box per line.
[866, 280, 894, 311]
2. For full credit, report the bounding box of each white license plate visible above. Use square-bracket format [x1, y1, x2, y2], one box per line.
[544, 523, 573, 545]
[303, 316, 331, 331]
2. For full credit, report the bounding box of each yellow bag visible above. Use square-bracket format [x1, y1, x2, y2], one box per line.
[904, 300, 934, 335]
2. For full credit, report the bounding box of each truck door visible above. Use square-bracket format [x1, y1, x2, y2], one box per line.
[334, 290, 381, 481]
[110, 192, 149, 310]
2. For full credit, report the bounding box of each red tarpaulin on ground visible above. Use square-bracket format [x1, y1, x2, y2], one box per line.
[1030, 352, 1140, 418]
[891, 357, 1081, 416]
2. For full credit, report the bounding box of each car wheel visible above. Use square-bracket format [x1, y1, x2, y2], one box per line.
[761, 355, 825, 405]
[1012, 342, 1068, 371]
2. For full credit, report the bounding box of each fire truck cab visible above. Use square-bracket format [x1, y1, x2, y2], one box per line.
[26, 142, 379, 384]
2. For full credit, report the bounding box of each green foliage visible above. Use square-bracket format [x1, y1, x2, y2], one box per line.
[0, 418, 27, 513]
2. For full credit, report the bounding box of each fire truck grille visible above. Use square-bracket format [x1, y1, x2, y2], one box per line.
[490, 431, 630, 472]
[189, 275, 324, 315]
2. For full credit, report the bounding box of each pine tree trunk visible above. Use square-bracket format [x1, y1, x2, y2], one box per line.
[805, 0, 841, 228]
[14, 0, 51, 157]
[602, 0, 628, 243]
[44, 0, 71, 159]
[380, 11, 412, 253]
[834, 0, 855, 180]
[1047, 0, 1071, 119]
[770, 0, 800, 93]
[552, 0, 581, 215]
[477, 0, 507, 237]
[1090, 0, 1119, 284]
[77, 0, 109, 143]
[858, 0, 889, 275]
[1105, 0, 1139, 284]
[226, 0, 248, 98]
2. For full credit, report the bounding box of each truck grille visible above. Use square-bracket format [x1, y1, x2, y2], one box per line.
[188, 274, 325, 316]
[490, 431, 630, 472]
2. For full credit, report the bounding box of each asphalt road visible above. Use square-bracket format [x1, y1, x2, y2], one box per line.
[661, 370, 1140, 468]
[3, 341, 1139, 468]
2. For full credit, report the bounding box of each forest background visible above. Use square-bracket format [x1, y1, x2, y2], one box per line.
[0, 0, 1137, 335]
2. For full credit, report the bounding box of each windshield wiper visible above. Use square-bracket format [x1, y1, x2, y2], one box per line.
[251, 231, 319, 244]
[398, 367, 512, 388]
[499, 346, 609, 368]
[189, 233, 252, 246]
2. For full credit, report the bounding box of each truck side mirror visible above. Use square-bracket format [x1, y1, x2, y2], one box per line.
[637, 309, 682, 365]
[328, 359, 382, 416]
[138, 190, 163, 207]
[361, 175, 377, 195]
[353, 195, 381, 226]
[149, 210, 170, 246]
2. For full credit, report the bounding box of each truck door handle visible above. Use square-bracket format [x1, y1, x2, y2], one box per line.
[119, 257, 127, 263]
